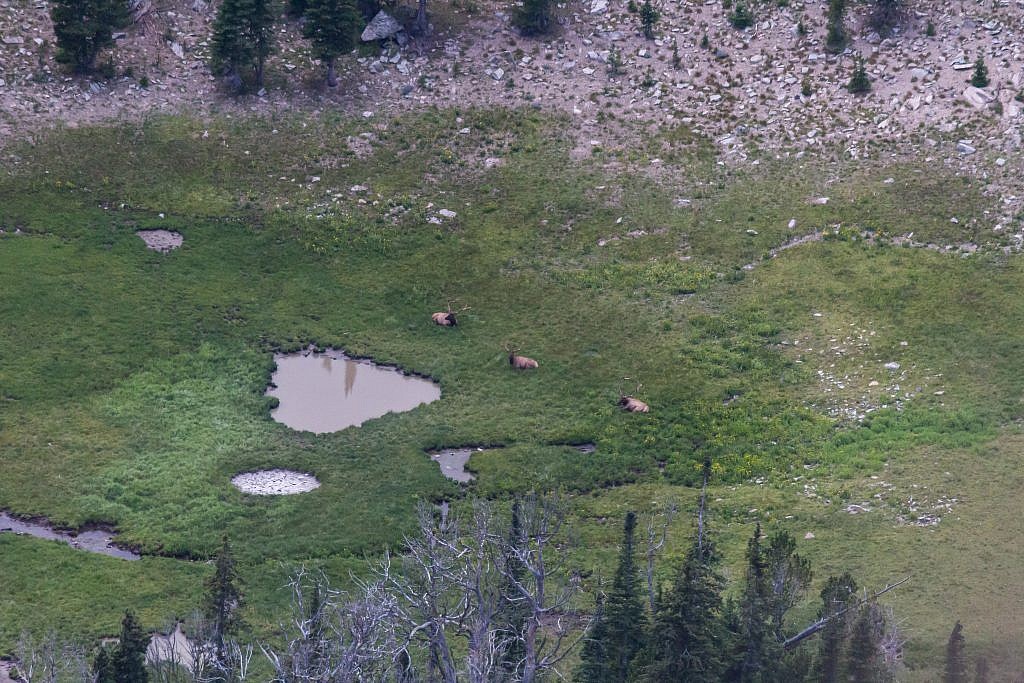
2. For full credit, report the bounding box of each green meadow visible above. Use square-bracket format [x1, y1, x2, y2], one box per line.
[1, 109, 1023, 678]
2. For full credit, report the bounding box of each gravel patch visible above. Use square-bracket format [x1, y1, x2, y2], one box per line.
[231, 469, 321, 495]
[136, 229, 183, 253]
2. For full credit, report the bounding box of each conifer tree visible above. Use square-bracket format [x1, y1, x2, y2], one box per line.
[869, 0, 903, 36]
[600, 511, 647, 681]
[848, 55, 871, 94]
[943, 621, 968, 683]
[114, 610, 150, 683]
[764, 530, 812, 640]
[632, 536, 726, 682]
[811, 573, 858, 683]
[639, 0, 659, 39]
[303, 0, 361, 87]
[501, 499, 529, 677]
[204, 535, 244, 661]
[970, 57, 990, 88]
[574, 592, 608, 683]
[844, 601, 891, 683]
[513, 0, 552, 36]
[825, 0, 846, 53]
[49, 0, 128, 73]
[211, 0, 277, 90]
[93, 644, 117, 683]
[731, 523, 779, 682]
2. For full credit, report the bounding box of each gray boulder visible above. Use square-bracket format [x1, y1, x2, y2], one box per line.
[362, 11, 403, 42]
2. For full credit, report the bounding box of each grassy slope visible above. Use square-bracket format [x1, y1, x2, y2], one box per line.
[0, 110, 1021, 678]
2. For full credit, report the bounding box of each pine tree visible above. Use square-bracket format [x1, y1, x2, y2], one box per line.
[730, 523, 779, 682]
[303, 0, 361, 87]
[600, 511, 647, 681]
[729, 3, 753, 29]
[49, 0, 128, 73]
[514, 0, 552, 36]
[93, 645, 117, 683]
[764, 530, 812, 641]
[970, 57, 990, 88]
[501, 500, 529, 677]
[810, 573, 857, 683]
[204, 535, 244, 661]
[114, 610, 150, 683]
[825, 0, 846, 53]
[943, 621, 968, 683]
[632, 536, 726, 682]
[574, 592, 609, 683]
[639, 0, 659, 39]
[869, 0, 903, 36]
[211, 0, 277, 90]
[844, 601, 892, 683]
[848, 55, 871, 94]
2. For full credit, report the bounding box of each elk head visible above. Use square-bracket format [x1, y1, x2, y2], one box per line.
[618, 380, 650, 413]
[505, 343, 539, 370]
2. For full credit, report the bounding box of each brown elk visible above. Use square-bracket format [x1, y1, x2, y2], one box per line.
[618, 380, 650, 413]
[505, 343, 539, 370]
[431, 302, 470, 327]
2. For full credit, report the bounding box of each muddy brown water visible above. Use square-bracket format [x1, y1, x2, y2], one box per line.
[0, 511, 139, 560]
[267, 348, 441, 433]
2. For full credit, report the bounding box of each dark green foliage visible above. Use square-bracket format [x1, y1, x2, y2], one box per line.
[869, 0, 903, 36]
[925, 20, 936, 37]
[49, 0, 128, 73]
[811, 573, 858, 683]
[513, 0, 552, 36]
[764, 531, 812, 640]
[844, 602, 891, 682]
[632, 536, 726, 682]
[94, 611, 148, 683]
[796, 18, 806, 36]
[639, 0, 659, 39]
[825, 0, 846, 52]
[211, 0, 277, 90]
[700, 32, 710, 49]
[848, 55, 871, 94]
[729, 3, 753, 29]
[575, 593, 609, 683]
[303, 0, 361, 86]
[944, 621, 968, 683]
[601, 512, 647, 680]
[501, 500, 529, 678]
[203, 535, 243, 660]
[971, 57, 990, 88]
[287, 0, 307, 15]
[729, 523, 780, 682]
[670, 39, 680, 68]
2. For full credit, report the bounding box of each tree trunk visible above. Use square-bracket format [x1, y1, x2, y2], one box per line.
[326, 59, 337, 87]
[255, 56, 265, 90]
[414, 0, 428, 34]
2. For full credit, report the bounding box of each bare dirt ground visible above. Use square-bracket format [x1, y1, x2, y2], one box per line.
[1, 0, 1021, 218]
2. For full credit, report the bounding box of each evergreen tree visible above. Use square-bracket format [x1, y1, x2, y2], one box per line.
[730, 523, 779, 682]
[975, 656, 990, 683]
[93, 644, 117, 683]
[810, 573, 857, 683]
[204, 535, 244, 661]
[844, 601, 891, 683]
[513, 0, 552, 36]
[825, 0, 846, 53]
[848, 55, 871, 94]
[49, 0, 128, 73]
[729, 3, 753, 29]
[639, 0, 659, 39]
[501, 499, 529, 677]
[764, 530, 812, 640]
[943, 621, 968, 683]
[574, 592, 608, 683]
[970, 57, 990, 88]
[869, 0, 903, 36]
[600, 511, 647, 681]
[114, 610, 149, 683]
[303, 0, 361, 86]
[211, 0, 277, 90]
[632, 536, 726, 682]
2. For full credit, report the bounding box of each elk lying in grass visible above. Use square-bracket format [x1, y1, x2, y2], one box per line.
[432, 302, 470, 327]
[505, 343, 539, 370]
[618, 381, 650, 413]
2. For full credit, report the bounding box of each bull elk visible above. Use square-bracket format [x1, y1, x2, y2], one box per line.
[505, 343, 539, 370]
[432, 301, 470, 327]
[618, 380, 650, 413]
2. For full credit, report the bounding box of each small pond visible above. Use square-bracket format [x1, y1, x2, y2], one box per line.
[428, 447, 491, 483]
[267, 348, 441, 433]
[0, 511, 139, 560]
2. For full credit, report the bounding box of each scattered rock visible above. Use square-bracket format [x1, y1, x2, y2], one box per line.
[136, 229, 183, 253]
[361, 11, 402, 42]
[231, 470, 321, 495]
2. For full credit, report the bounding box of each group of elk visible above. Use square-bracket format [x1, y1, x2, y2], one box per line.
[431, 304, 649, 412]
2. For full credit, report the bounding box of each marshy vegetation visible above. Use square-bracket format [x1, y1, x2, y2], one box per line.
[2, 108, 1023, 678]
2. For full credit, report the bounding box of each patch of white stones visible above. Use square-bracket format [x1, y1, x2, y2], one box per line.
[136, 229, 183, 253]
[231, 469, 320, 495]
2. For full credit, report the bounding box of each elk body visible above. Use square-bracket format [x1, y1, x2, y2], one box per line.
[431, 311, 457, 326]
[505, 344, 539, 370]
[619, 381, 650, 412]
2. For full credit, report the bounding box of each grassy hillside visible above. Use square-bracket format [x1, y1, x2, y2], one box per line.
[1, 110, 1021, 679]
